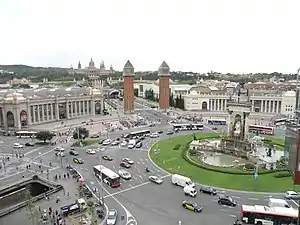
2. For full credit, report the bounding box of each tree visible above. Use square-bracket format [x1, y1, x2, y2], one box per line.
[73, 127, 89, 140]
[25, 185, 40, 225]
[87, 200, 99, 225]
[36, 131, 54, 143]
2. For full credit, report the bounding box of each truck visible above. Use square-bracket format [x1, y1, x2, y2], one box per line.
[60, 198, 87, 216]
[171, 174, 195, 188]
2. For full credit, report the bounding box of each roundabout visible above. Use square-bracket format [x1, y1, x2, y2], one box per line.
[149, 133, 293, 192]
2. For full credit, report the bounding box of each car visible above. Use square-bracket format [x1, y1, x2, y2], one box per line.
[218, 195, 236, 206]
[25, 142, 34, 146]
[69, 150, 79, 156]
[150, 132, 159, 138]
[157, 130, 163, 134]
[182, 201, 202, 212]
[284, 191, 300, 199]
[135, 142, 142, 148]
[86, 149, 96, 155]
[111, 140, 119, 146]
[102, 139, 111, 146]
[118, 169, 131, 180]
[55, 152, 65, 157]
[122, 158, 134, 164]
[166, 130, 173, 135]
[148, 175, 163, 184]
[91, 134, 99, 138]
[102, 155, 113, 161]
[99, 139, 104, 144]
[120, 162, 131, 168]
[54, 147, 65, 151]
[174, 128, 179, 133]
[120, 141, 127, 147]
[139, 136, 145, 141]
[106, 209, 117, 225]
[13, 143, 24, 148]
[212, 127, 218, 130]
[148, 123, 155, 127]
[73, 158, 84, 164]
[200, 186, 217, 195]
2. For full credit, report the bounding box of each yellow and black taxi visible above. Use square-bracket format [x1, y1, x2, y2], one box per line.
[102, 155, 113, 161]
[182, 200, 202, 212]
[73, 157, 84, 164]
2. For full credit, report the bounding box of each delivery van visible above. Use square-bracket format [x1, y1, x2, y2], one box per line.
[183, 185, 197, 197]
[171, 174, 195, 188]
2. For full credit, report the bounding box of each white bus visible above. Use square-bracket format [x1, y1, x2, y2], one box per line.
[173, 124, 204, 131]
[16, 131, 37, 138]
[124, 129, 151, 138]
[248, 125, 275, 135]
[208, 119, 226, 125]
[274, 118, 287, 126]
[241, 204, 297, 225]
[93, 165, 120, 188]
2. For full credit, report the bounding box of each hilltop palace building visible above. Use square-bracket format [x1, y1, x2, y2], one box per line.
[134, 80, 296, 118]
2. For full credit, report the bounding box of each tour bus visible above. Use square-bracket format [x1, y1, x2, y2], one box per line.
[173, 124, 204, 131]
[16, 131, 37, 138]
[93, 165, 120, 188]
[208, 119, 227, 125]
[274, 118, 287, 126]
[123, 129, 151, 139]
[248, 125, 275, 135]
[241, 204, 298, 225]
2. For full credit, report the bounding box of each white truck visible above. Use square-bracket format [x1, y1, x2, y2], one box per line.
[128, 140, 136, 149]
[183, 185, 197, 197]
[171, 174, 195, 188]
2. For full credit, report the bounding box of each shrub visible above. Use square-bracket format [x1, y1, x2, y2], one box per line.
[274, 172, 291, 178]
[244, 163, 255, 170]
[173, 144, 181, 150]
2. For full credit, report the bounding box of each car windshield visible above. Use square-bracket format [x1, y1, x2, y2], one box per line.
[108, 212, 116, 219]
[187, 181, 193, 185]
[227, 197, 233, 202]
[152, 177, 158, 180]
[191, 203, 198, 207]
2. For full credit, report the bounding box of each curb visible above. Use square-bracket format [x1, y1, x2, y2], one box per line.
[147, 136, 284, 196]
[73, 169, 109, 224]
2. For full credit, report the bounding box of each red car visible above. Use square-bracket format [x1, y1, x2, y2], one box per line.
[120, 162, 131, 168]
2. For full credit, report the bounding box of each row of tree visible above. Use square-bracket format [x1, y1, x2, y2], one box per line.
[144, 89, 185, 110]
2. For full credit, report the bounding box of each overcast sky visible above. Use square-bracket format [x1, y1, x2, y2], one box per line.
[0, 0, 299, 74]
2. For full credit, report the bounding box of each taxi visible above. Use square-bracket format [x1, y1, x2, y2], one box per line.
[102, 155, 113, 161]
[73, 157, 84, 164]
[182, 200, 202, 212]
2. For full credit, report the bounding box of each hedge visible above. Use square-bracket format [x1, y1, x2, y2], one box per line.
[181, 139, 287, 175]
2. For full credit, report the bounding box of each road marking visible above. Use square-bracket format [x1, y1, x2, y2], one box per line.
[136, 161, 140, 164]
[112, 165, 116, 169]
[129, 184, 133, 188]
[144, 158, 149, 162]
[248, 198, 259, 201]
[24, 147, 44, 156]
[135, 167, 141, 173]
[219, 209, 229, 212]
[133, 176, 137, 180]
[229, 215, 237, 218]
[138, 175, 143, 179]
[231, 196, 241, 199]
[292, 199, 299, 207]
[103, 174, 171, 198]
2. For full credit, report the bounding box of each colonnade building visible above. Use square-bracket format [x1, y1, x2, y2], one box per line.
[0, 86, 104, 131]
[134, 81, 296, 117]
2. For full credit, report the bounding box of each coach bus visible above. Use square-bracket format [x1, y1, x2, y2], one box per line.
[93, 165, 120, 188]
[241, 204, 297, 225]
[173, 123, 204, 131]
[274, 118, 287, 126]
[16, 131, 37, 138]
[123, 129, 151, 138]
[208, 119, 227, 125]
[248, 125, 275, 135]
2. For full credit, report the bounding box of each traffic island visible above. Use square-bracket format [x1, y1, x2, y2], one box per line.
[150, 133, 295, 192]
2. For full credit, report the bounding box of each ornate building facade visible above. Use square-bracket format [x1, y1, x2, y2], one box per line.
[69, 58, 114, 79]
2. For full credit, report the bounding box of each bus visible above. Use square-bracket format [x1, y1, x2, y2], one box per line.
[208, 119, 227, 125]
[241, 204, 297, 225]
[15, 131, 37, 138]
[248, 125, 275, 135]
[173, 124, 204, 131]
[93, 165, 120, 188]
[124, 129, 151, 138]
[274, 118, 287, 126]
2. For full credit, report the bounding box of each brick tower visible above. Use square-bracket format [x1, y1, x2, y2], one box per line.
[158, 61, 171, 111]
[123, 60, 134, 114]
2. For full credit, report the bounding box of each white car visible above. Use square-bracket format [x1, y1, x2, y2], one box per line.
[120, 141, 127, 147]
[55, 152, 65, 157]
[122, 158, 134, 164]
[111, 140, 119, 146]
[150, 133, 159, 138]
[106, 209, 117, 225]
[54, 147, 65, 151]
[13, 143, 23, 148]
[118, 169, 132, 180]
[148, 175, 163, 184]
[284, 191, 300, 199]
[103, 139, 111, 146]
[86, 149, 96, 155]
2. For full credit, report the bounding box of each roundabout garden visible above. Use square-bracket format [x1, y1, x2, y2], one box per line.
[149, 133, 296, 192]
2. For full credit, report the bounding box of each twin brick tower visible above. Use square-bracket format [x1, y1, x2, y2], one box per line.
[123, 60, 171, 114]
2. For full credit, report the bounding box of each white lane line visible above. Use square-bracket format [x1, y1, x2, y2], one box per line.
[219, 209, 229, 212]
[231, 196, 241, 199]
[248, 198, 259, 201]
[24, 147, 44, 156]
[136, 161, 140, 164]
[133, 176, 137, 180]
[135, 167, 141, 173]
[103, 174, 171, 198]
[138, 175, 143, 179]
[230, 215, 237, 218]
[129, 184, 133, 188]
[112, 165, 116, 170]
[144, 158, 149, 162]
[292, 200, 299, 207]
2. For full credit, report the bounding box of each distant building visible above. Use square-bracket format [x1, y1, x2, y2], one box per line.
[68, 58, 114, 79]
[7, 78, 30, 86]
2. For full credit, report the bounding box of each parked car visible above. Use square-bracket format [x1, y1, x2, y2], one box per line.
[148, 176, 163, 184]
[118, 169, 131, 180]
[135, 142, 142, 148]
[120, 162, 131, 168]
[122, 158, 134, 164]
[86, 149, 96, 155]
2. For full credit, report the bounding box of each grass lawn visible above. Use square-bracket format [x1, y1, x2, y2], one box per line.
[150, 133, 294, 192]
[263, 136, 284, 147]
